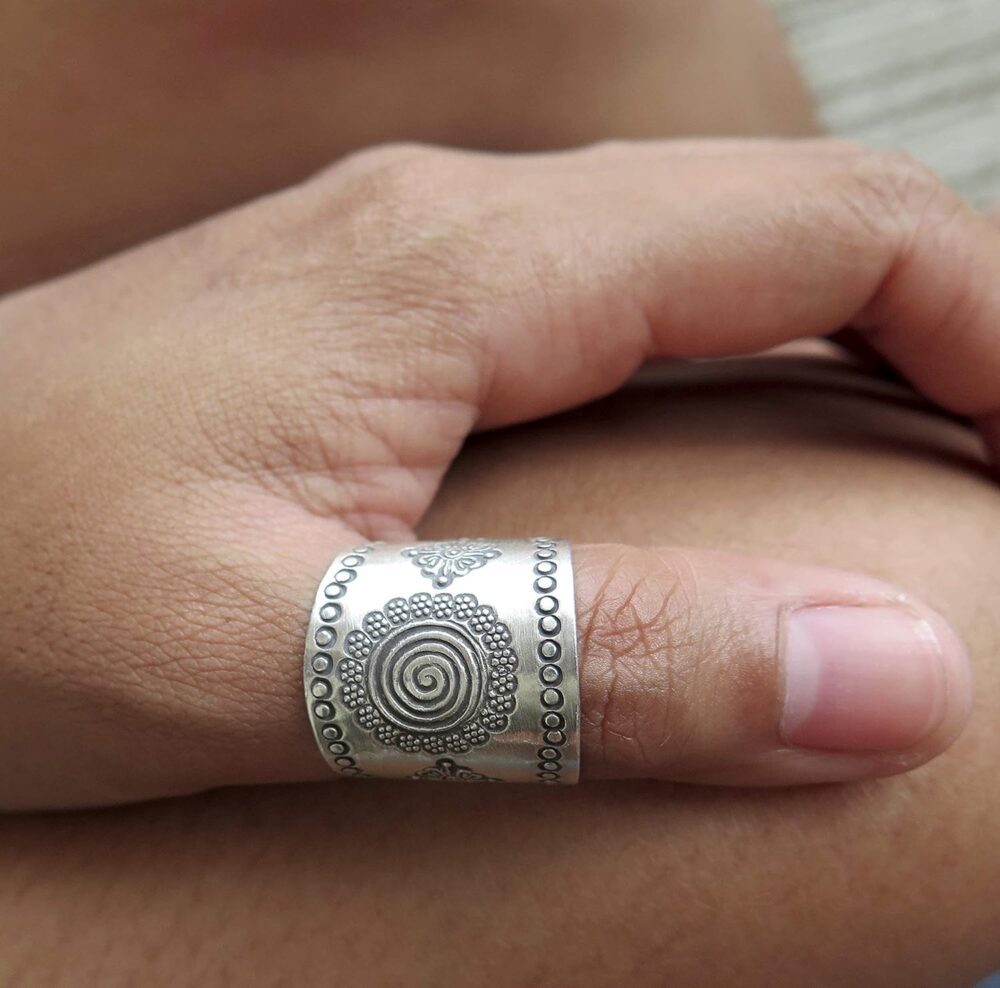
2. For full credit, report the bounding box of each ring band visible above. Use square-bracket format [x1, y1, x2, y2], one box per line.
[303, 538, 580, 784]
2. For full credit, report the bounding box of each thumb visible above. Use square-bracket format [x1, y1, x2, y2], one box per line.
[574, 544, 972, 785]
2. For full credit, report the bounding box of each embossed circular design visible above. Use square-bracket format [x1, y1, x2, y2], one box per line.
[539, 640, 561, 660]
[369, 623, 486, 734]
[311, 653, 333, 674]
[538, 614, 561, 635]
[338, 591, 518, 755]
[306, 546, 373, 776]
[532, 538, 569, 783]
[540, 664, 562, 685]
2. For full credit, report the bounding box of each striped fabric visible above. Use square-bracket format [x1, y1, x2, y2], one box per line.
[771, 0, 1000, 205]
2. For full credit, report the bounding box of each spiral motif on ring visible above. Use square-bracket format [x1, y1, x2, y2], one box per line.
[339, 592, 518, 754]
[373, 624, 485, 733]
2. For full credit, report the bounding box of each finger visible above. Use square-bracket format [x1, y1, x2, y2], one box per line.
[574, 544, 972, 785]
[317, 139, 1000, 454]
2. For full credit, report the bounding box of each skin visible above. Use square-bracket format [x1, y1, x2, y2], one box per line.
[2, 372, 999, 987]
[0, 2, 997, 984]
[4, 137, 997, 808]
[0, 0, 817, 291]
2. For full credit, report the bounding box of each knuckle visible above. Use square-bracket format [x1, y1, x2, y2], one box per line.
[580, 547, 708, 775]
[304, 143, 492, 323]
[324, 141, 468, 209]
[841, 146, 983, 351]
[846, 147, 964, 239]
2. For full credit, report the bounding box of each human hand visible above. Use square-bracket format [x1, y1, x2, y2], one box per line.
[2, 139, 993, 809]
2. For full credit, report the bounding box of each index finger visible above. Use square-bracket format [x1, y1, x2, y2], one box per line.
[318, 139, 1000, 454]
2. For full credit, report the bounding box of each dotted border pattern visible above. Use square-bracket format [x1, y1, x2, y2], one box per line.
[305, 545, 375, 777]
[532, 538, 569, 783]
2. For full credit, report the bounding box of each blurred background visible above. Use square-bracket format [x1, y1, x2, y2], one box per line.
[773, 0, 1000, 205]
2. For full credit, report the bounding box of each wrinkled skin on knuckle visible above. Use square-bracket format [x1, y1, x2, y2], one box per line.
[197, 145, 496, 519]
[838, 147, 987, 355]
[298, 143, 494, 317]
[844, 147, 967, 248]
[578, 547, 710, 777]
[72, 145, 489, 529]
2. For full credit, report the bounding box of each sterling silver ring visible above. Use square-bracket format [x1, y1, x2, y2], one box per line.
[303, 538, 580, 783]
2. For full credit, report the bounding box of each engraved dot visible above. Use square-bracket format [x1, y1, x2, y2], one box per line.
[313, 701, 334, 719]
[542, 688, 564, 709]
[544, 729, 567, 746]
[538, 771, 559, 781]
[319, 602, 342, 623]
[324, 582, 346, 599]
[540, 760, 560, 772]
[539, 747, 561, 761]
[534, 576, 557, 593]
[311, 679, 332, 699]
[327, 742, 348, 755]
[539, 640, 561, 661]
[534, 561, 557, 575]
[542, 711, 565, 730]
[311, 653, 333, 674]
[314, 626, 336, 648]
[335, 568, 356, 584]
[540, 664, 562, 686]
[342, 766, 362, 776]
[534, 548, 556, 560]
[335, 756, 356, 769]
[321, 725, 342, 740]
[536, 595, 558, 615]
[539, 615, 561, 635]
[342, 555, 365, 568]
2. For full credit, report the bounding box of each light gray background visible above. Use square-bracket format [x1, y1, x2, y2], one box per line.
[772, 0, 1000, 205]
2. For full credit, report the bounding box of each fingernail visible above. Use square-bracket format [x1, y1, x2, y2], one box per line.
[780, 606, 950, 752]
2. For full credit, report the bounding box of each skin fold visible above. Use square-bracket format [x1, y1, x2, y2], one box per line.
[1, 369, 998, 986]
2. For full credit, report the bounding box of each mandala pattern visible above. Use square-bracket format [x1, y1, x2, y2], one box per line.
[402, 540, 502, 588]
[412, 758, 502, 782]
[338, 591, 518, 754]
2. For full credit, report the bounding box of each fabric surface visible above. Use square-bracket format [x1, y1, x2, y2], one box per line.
[771, 0, 1000, 205]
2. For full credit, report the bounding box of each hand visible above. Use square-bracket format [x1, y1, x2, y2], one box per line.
[2, 139, 993, 809]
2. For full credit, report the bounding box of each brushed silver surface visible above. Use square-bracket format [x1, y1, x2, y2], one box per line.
[303, 538, 580, 784]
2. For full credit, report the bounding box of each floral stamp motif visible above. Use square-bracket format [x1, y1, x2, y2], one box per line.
[338, 591, 518, 755]
[412, 758, 501, 782]
[402, 540, 502, 589]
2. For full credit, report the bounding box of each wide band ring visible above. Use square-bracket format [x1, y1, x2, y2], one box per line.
[303, 538, 580, 784]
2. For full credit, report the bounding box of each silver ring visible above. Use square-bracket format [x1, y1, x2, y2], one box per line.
[303, 538, 580, 784]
